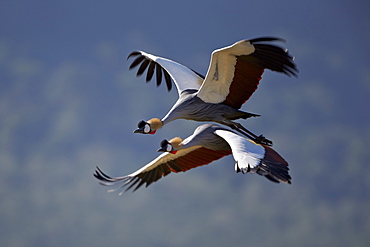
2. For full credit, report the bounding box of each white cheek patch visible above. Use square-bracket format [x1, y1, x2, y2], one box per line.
[144, 124, 151, 133]
[166, 144, 173, 152]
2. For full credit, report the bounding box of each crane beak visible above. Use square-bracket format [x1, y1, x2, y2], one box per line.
[133, 128, 156, 134]
[157, 148, 177, 154]
[133, 125, 156, 134]
[133, 127, 145, 134]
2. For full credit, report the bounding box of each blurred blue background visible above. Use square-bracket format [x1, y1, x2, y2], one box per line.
[1, 0, 369, 246]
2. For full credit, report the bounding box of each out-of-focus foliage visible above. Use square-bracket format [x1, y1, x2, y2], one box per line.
[0, 1, 369, 247]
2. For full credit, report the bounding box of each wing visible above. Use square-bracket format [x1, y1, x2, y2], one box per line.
[214, 129, 291, 184]
[197, 37, 298, 109]
[127, 51, 204, 95]
[94, 146, 231, 194]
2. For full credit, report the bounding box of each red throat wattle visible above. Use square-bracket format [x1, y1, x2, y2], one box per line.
[171, 150, 178, 154]
[150, 130, 156, 135]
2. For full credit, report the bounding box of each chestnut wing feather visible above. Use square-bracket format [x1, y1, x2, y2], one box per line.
[197, 37, 298, 108]
[223, 40, 298, 109]
[94, 147, 231, 194]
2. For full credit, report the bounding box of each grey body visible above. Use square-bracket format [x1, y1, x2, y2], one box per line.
[162, 90, 253, 126]
[180, 124, 231, 151]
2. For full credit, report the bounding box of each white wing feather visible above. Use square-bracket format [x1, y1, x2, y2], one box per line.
[214, 129, 264, 173]
[140, 51, 203, 95]
[196, 40, 255, 103]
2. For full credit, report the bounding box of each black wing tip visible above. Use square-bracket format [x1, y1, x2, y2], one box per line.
[258, 161, 292, 184]
[94, 166, 151, 195]
[94, 166, 117, 186]
[127, 51, 173, 92]
[250, 42, 299, 77]
[265, 174, 292, 184]
[249, 37, 286, 44]
[163, 69, 172, 91]
[94, 166, 111, 181]
[127, 51, 142, 60]
[287, 66, 299, 77]
[94, 166, 130, 187]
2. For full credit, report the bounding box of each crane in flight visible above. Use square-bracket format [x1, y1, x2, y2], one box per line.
[94, 124, 291, 194]
[128, 37, 298, 146]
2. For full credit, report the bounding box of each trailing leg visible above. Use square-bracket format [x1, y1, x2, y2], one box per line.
[223, 120, 273, 146]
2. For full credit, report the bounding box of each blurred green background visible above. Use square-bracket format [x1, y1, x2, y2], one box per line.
[1, 1, 369, 246]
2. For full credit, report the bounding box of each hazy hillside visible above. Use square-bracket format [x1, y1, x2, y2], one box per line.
[0, 1, 369, 246]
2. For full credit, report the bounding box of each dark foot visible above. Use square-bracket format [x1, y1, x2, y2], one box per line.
[254, 135, 273, 146]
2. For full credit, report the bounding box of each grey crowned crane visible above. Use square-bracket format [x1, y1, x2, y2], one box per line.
[128, 37, 298, 146]
[94, 124, 291, 194]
